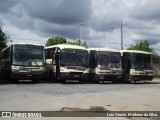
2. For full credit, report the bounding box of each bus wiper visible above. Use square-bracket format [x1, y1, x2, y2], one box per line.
[111, 63, 119, 68]
[32, 59, 39, 67]
[78, 58, 86, 66]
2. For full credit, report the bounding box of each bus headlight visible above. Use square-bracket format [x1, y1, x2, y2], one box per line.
[39, 67, 46, 71]
[11, 66, 19, 72]
[60, 68, 64, 71]
[12, 69, 18, 72]
[83, 73, 88, 76]
[131, 72, 138, 75]
[96, 71, 100, 74]
[149, 73, 153, 75]
[61, 72, 69, 77]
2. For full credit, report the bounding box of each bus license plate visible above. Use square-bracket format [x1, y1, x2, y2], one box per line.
[100, 76, 104, 80]
[27, 75, 32, 77]
[74, 75, 79, 78]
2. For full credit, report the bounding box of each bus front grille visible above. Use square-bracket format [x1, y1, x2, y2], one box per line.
[70, 72, 83, 76]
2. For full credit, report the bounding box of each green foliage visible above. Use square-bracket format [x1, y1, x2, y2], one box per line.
[45, 36, 88, 48]
[0, 26, 7, 49]
[45, 36, 67, 47]
[81, 41, 88, 48]
[67, 39, 88, 48]
[127, 40, 157, 56]
[67, 41, 75, 45]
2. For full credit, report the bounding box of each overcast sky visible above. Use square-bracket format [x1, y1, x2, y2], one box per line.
[0, 0, 160, 51]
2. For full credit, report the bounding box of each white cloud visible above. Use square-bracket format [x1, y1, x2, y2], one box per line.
[3, 23, 46, 45]
[0, 0, 160, 51]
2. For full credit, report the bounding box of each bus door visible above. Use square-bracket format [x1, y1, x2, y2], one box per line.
[54, 48, 61, 81]
[89, 50, 98, 81]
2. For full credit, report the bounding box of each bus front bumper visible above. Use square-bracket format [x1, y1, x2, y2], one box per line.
[60, 72, 89, 82]
[130, 75, 153, 81]
[90, 73, 122, 81]
[11, 71, 45, 80]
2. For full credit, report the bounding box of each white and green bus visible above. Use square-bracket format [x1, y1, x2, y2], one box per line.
[88, 48, 122, 83]
[45, 44, 89, 82]
[0, 43, 46, 82]
[121, 50, 153, 82]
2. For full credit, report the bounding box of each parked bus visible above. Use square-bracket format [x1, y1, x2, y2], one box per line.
[0, 43, 46, 82]
[88, 48, 122, 83]
[120, 50, 153, 82]
[45, 44, 89, 82]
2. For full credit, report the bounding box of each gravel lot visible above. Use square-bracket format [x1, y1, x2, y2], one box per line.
[0, 78, 160, 120]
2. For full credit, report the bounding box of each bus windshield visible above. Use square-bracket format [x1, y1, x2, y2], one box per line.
[98, 51, 121, 68]
[13, 45, 45, 66]
[131, 53, 152, 69]
[61, 49, 88, 67]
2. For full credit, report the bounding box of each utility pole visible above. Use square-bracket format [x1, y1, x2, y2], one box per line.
[58, 24, 60, 35]
[79, 23, 84, 45]
[121, 20, 123, 50]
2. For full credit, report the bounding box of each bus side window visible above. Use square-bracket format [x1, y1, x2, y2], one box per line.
[45, 50, 48, 59]
[0, 53, 1, 65]
[125, 53, 131, 70]
[52, 47, 60, 64]
[1, 53, 3, 65]
[45, 48, 56, 59]
[52, 48, 56, 59]
[122, 53, 130, 69]
[46, 49, 50, 59]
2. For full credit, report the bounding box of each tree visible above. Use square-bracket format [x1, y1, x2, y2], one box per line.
[81, 41, 88, 48]
[67, 39, 88, 48]
[0, 26, 7, 49]
[45, 36, 67, 47]
[76, 39, 81, 46]
[127, 40, 157, 56]
[45, 36, 88, 48]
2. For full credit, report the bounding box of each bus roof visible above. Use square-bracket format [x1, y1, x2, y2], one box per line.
[88, 48, 119, 52]
[1, 43, 43, 52]
[12, 43, 43, 46]
[120, 50, 151, 54]
[45, 44, 87, 50]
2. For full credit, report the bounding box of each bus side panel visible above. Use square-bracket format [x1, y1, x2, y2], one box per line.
[45, 48, 57, 81]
